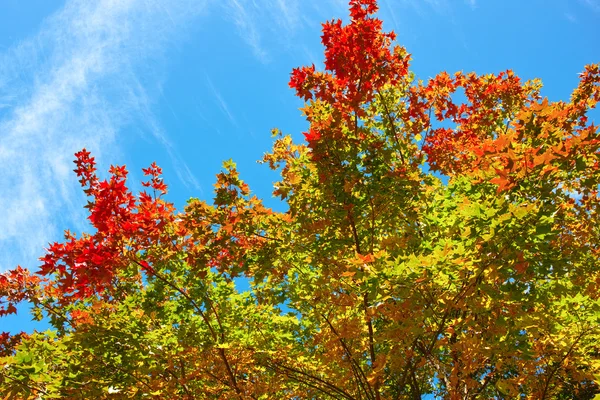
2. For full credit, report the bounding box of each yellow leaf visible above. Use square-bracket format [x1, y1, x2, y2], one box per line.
[287, 173, 301, 185]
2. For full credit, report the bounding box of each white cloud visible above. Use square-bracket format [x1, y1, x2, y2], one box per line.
[580, 0, 600, 12]
[224, 0, 269, 62]
[204, 74, 238, 129]
[0, 0, 206, 271]
[564, 12, 577, 23]
[220, 0, 344, 63]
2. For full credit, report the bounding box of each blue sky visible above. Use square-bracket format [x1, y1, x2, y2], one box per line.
[0, 0, 598, 334]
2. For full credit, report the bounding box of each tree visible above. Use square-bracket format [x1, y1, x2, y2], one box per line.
[2, 0, 600, 398]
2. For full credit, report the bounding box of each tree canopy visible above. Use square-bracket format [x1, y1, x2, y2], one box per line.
[2, 0, 600, 398]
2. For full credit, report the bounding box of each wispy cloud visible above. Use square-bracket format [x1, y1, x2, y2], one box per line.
[580, 0, 600, 12]
[221, 0, 343, 63]
[380, 0, 401, 30]
[0, 0, 205, 270]
[564, 12, 577, 23]
[204, 74, 238, 129]
[224, 0, 269, 62]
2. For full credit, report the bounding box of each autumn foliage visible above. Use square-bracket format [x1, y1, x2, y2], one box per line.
[2, 0, 600, 398]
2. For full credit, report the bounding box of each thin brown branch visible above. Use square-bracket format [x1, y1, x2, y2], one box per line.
[270, 360, 356, 400]
[377, 91, 406, 165]
[0, 371, 49, 397]
[539, 329, 588, 399]
[320, 312, 375, 400]
[132, 259, 242, 398]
